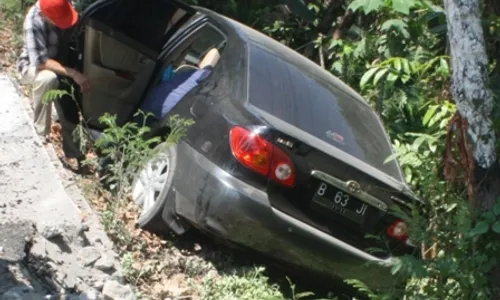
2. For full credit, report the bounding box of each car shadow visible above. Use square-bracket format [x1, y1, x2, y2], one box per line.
[158, 230, 357, 300]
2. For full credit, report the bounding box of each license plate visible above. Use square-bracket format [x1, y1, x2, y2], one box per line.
[312, 181, 370, 224]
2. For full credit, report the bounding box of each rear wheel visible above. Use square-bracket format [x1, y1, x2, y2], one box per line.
[131, 142, 187, 234]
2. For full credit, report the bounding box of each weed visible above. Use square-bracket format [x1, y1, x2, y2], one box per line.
[198, 266, 285, 300]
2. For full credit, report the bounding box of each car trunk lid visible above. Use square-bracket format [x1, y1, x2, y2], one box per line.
[244, 44, 416, 256]
[249, 106, 416, 257]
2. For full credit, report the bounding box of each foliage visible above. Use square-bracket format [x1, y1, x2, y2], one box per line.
[198, 267, 285, 300]
[351, 195, 500, 300]
[388, 101, 455, 188]
[198, 267, 324, 300]
[344, 104, 500, 300]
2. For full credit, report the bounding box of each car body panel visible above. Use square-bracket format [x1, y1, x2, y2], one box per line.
[168, 140, 398, 290]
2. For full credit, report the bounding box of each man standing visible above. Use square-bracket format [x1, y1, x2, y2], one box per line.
[17, 0, 90, 171]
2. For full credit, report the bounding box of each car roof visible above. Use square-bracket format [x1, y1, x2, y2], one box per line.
[197, 8, 371, 108]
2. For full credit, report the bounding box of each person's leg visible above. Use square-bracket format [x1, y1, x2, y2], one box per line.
[53, 77, 85, 161]
[32, 70, 58, 136]
[51, 77, 92, 174]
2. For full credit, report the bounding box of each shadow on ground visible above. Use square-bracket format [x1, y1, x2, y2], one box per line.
[0, 258, 64, 300]
[0, 249, 89, 299]
[159, 229, 357, 300]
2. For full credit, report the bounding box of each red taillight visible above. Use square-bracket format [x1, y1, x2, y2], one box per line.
[387, 220, 408, 241]
[229, 126, 296, 187]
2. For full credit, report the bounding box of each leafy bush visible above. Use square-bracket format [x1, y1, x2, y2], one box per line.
[345, 104, 500, 299]
[198, 267, 285, 300]
[353, 195, 500, 300]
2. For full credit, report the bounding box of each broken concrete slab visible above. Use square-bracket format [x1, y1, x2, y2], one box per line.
[0, 75, 133, 299]
[102, 280, 136, 300]
[78, 247, 101, 267]
[0, 221, 35, 262]
[94, 255, 115, 273]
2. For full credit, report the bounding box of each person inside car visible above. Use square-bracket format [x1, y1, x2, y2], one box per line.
[139, 48, 221, 123]
[17, 0, 91, 173]
[95, 49, 220, 178]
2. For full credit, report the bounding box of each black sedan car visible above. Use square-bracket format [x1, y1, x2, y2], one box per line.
[63, 0, 419, 291]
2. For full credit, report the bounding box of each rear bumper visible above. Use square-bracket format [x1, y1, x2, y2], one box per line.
[171, 141, 398, 290]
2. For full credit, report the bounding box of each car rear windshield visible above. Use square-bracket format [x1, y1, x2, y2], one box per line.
[248, 44, 401, 180]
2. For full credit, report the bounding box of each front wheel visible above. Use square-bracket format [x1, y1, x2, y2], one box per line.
[131, 142, 188, 234]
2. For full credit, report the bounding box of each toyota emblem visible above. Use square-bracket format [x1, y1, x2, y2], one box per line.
[346, 180, 362, 194]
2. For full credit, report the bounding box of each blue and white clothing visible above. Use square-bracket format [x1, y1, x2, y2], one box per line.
[140, 66, 213, 119]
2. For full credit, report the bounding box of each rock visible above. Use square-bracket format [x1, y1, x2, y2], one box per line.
[1, 291, 23, 300]
[74, 234, 89, 247]
[0, 221, 35, 261]
[39, 223, 65, 240]
[83, 289, 100, 300]
[94, 256, 115, 273]
[102, 280, 136, 300]
[1, 289, 47, 300]
[69, 289, 100, 300]
[157, 274, 189, 298]
[93, 280, 105, 291]
[80, 224, 90, 232]
[110, 270, 125, 284]
[79, 247, 101, 267]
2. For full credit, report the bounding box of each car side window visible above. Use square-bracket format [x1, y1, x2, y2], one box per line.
[173, 24, 226, 68]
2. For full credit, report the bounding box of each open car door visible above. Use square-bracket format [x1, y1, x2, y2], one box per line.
[68, 0, 196, 129]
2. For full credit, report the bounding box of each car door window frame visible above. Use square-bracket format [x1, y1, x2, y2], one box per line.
[160, 19, 227, 68]
[136, 19, 227, 113]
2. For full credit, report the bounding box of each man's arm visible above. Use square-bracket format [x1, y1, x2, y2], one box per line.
[39, 59, 90, 92]
[38, 58, 73, 77]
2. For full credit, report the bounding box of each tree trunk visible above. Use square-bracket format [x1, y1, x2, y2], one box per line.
[303, 0, 345, 59]
[445, 0, 500, 295]
[445, 0, 497, 197]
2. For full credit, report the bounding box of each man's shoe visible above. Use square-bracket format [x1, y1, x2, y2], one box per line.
[76, 157, 92, 176]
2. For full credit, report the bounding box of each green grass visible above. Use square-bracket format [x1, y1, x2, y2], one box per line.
[197, 267, 285, 300]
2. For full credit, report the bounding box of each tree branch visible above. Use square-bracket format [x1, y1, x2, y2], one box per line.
[332, 9, 354, 40]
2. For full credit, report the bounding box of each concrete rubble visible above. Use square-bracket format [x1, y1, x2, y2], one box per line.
[0, 75, 136, 300]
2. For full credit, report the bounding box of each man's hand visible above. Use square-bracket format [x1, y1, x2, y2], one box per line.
[70, 70, 91, 93]
[39, 59, 91, 93]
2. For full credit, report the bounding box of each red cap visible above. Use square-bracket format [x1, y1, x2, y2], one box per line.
[39, 0, 79, 29]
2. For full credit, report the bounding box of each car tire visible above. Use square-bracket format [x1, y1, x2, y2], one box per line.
[131, 141, 189, 234]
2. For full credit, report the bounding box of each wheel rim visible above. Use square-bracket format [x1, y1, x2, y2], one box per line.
[132, 153, 169, 215]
